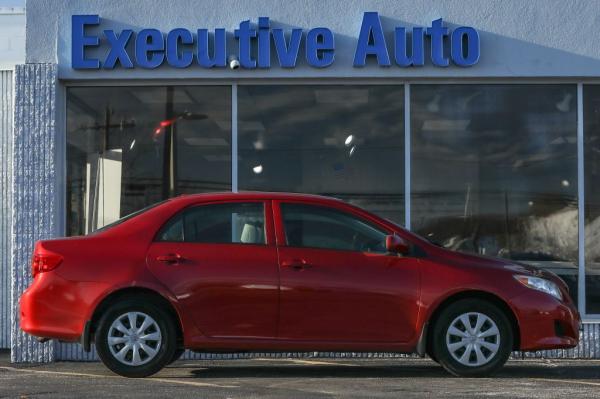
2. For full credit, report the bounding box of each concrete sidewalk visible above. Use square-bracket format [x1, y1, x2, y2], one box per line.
[1, 350, 600, 398]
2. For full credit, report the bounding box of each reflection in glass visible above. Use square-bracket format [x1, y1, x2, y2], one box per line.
[158, 202, 265, 244]
[281, 203, 387, 252]
[411, 85, 578, 299]
[584, 85, 600, 313]
[66, 86, 231, 236]
[238, 85, 405, 224]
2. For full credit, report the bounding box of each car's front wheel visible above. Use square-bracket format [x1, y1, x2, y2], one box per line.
[431, 298, 513, 377]
[95, 299, 177, 378]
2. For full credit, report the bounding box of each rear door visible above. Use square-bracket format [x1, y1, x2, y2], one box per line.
[146, 200, 280, 339]
[275, 201, 421, 343]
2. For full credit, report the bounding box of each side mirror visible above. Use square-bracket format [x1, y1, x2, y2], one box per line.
[385, 235, 410, 255]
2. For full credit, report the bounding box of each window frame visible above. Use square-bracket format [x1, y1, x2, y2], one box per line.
[232, 83, 410, 229]
[153, 199, 275, 246]
[410, 83, 580, 303]
[65, 85, 233, 237]
[62, 80, 599, 321]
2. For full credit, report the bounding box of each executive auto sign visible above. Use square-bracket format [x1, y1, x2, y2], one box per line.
[71, 12, 480, 70]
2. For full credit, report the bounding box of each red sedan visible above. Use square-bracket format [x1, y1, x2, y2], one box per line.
[20, 192, 580, 377]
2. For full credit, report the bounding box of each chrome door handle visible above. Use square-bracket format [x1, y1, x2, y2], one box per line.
[156, 253, 185, 264]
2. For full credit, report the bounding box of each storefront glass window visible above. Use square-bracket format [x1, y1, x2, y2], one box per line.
[584, 85, 600, 313]
[237, 85, 405, 224]
[411, 85, 579, 299]
[66, 86, 231, 236]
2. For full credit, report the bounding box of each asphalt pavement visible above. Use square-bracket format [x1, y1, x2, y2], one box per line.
[1, 350, 600, 398]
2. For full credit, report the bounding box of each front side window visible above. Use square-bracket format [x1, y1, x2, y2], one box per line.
[158, 202, 265, 244]
[281, 203, 387, 253]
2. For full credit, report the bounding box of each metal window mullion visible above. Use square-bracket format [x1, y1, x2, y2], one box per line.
[232, 83, 238, 193]
[404, 83, 411, 230]
[577, 83, 586, 317]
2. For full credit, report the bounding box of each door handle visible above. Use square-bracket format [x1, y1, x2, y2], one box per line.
[281, 259, 311, 270]
[156, 253, 185, 264]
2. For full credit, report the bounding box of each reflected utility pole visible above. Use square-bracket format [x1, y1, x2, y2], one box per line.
[163, 87, 177, 199]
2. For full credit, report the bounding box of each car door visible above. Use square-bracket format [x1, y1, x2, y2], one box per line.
[275, 201, 421, 343]
[146, 200, 280, 339]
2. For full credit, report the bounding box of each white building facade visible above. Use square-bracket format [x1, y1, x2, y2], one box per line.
[0, 5, 24, 351]
[4, 0, 600, 361]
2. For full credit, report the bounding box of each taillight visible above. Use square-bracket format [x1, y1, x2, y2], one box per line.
[31, 251, 63, 278]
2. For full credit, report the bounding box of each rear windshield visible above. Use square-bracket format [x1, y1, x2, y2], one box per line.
[90, 200, 167, 234]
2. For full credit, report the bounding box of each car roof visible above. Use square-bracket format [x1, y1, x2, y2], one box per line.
[171, 191, 346, 204]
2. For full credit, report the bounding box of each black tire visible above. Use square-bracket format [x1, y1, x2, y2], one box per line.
[431, 298, 513, 377]
[168, 348, 186, 365]
[427, 351, 439, 363]
[95, 298, 177, 378]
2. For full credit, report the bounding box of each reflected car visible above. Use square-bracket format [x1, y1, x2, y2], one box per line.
[20, 192, 580, 378]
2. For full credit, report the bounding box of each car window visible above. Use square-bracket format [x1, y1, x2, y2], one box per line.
[281, 203, 387, 253]
[157, 202, 266, 244]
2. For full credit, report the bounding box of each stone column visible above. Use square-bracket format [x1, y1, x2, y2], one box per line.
[10, 64, 59, 362]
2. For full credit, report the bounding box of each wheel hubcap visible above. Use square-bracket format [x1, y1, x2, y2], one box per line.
[445, 312, 500, 367]
[108, 312, 162, 366]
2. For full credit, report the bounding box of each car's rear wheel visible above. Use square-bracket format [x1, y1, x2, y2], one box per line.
[431, 298, 513, 377]
[95, 299, 177, 377]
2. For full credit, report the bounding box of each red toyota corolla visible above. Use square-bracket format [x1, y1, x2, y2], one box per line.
[20, 192, 580, 377]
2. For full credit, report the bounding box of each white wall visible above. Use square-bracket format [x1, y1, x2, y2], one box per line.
[0, 6, 23, 349]
[0, 7, 25, 70]
[0, 70, 13, 349]
[24, 0, 600, 80]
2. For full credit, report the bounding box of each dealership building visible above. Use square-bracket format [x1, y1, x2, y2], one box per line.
[2, 0, 600, 362]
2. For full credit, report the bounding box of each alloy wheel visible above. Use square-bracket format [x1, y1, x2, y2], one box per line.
[107, 311, 162, 366]
[445, 312, 500, 367]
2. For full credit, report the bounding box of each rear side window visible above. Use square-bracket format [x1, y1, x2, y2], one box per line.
[157, 202, 266, 244]
[281, 203, 387, 253]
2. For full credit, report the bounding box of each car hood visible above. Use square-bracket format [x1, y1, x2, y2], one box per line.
[432, 247, 565, 284]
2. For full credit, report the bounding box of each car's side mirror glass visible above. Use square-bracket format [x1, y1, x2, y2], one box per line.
[385, 235, 410, 256]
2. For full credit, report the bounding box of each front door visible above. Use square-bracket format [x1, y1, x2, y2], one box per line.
[146, 201, 280, 339]
[275, 201, 421, 343]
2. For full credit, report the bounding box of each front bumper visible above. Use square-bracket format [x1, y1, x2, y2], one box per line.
[20, 271, 109, 342]
[511, 291, 581, 351]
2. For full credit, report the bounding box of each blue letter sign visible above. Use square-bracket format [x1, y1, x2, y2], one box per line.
[72, 15, 100, 69]
[135, 29, 165, 69]
[354, 11, 391, 67]
[71, 14, 480, 70]
[306, 28, 335, 68]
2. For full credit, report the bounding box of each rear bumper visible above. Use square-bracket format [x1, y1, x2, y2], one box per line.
[20, 272, 109, 342]
[511, 291, 581, 351]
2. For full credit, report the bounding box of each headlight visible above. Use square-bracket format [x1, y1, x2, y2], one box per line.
[514, 275, 562, 301]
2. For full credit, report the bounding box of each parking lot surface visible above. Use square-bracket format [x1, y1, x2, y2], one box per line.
[1, 351, 600, 398]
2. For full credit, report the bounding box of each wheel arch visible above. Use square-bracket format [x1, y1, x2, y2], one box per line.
[87, 287, 184, 351]
[423, 290, 521, 354]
